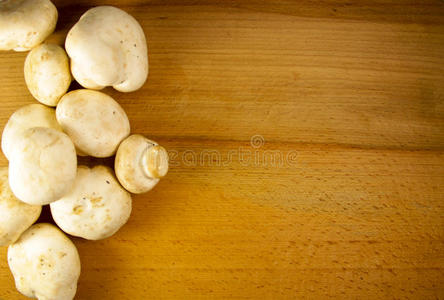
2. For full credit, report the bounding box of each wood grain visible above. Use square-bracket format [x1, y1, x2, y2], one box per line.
[0, 0, 443, 299]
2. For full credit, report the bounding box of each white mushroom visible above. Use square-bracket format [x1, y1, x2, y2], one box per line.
[65, 6, 148, 92]
[115, 134, 168, 194]
[50, 165, 132, 240]
[8, 223, 81, 300]
[8, 127, 77, 205]
[0, 167, 41, 246]
[24, 43, 71, 106]
[1, 104, 62, 160]
[56, 89, 130, 158]
[0, 0, 58, 52]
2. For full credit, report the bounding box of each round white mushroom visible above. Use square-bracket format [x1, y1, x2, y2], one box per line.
[9, 127, 77, 205]
[24, 43, 71, 106]
[50, 165, 132, 240]
[8, 223, 81, 300]
[0, 0, 58, 52]
[65, 6, 148, 92]
[115, 134, 168, 194]
[56, 89, 130, 158]
[0, 167, 41, 246]
[1, 104, 62, 160]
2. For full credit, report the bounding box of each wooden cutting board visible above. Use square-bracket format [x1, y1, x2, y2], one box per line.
[0, 0, 443, 299]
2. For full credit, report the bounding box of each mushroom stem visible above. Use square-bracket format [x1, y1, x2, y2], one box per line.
[142, 145, 168, 179]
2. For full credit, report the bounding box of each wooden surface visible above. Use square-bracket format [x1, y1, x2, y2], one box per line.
[1, 0, 444, 299]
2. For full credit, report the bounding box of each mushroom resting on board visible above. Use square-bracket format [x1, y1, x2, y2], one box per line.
[8, 223, 81, 300]
[0, 0, 57, 51]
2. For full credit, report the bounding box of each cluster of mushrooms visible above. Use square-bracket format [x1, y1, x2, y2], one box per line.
[0, 1, 168, 299]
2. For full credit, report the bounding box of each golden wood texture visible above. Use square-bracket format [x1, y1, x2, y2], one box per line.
[0, 1, 443, 299]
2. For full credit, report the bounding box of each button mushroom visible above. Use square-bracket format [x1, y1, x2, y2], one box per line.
[1, 104, 62, 161]
[50, 165, 132, 240]
[0, 0, 58, 52]
[8, 223, 81, 300]
[65, 6, 148, 92]
[56, 89, 130, 158]
[8, 127, 77, 205]
[115, 134, 168, 194]
[0, 167, 41, 246]
[24, 43, 71, 106]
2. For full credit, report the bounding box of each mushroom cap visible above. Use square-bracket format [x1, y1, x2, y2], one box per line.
[50, 165, 132, 240]
[0, 0, 57, 52]
[9, 127, 77, 205]
[65, 6, 148, 92]
[0, 167, 41, 246]
[115, 134, 169, 194]
[8, 223, 81, 300]
[24, 43, 71, 106]
[2, 104, 63, 160]
[56, 89, 130, 158]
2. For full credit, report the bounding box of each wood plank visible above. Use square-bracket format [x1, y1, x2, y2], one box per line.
[1, 1, 443, 150]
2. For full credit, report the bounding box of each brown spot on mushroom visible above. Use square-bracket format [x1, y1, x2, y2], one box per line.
[73, 205, 83, 214]
[40, 52, 50, 61]
[89, 196, 103, 207]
